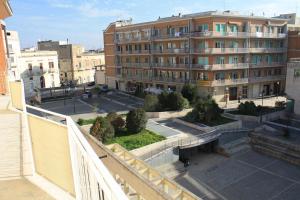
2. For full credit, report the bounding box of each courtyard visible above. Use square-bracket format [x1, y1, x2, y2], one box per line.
[159, 150, 300, 200]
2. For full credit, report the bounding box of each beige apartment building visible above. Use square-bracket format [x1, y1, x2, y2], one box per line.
[104, 11, 288, 102]
[38, 41, 104, 85]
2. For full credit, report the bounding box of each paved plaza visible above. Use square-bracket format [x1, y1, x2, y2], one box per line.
[161, 150, 300, 200]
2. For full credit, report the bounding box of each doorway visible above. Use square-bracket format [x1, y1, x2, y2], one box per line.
[229, 87, 238, 100]
[263, 84, 270, 96]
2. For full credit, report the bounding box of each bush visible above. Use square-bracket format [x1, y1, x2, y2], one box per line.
[187, 97, 223, 123]
[110, 116, 125, 132]
[144, 94, 159, 112]
[181, 84, 197, 104]
[77, 118, 96, 125]
[168, 92, 188, 111]
[90, 117, 115, 142]
[158, 91, 169, 110]
[238, 101, 257, 115]
[106, 112, 118, 122]
[126, 108, 147, 134]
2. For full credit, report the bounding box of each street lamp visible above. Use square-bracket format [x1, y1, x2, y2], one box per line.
[276, 81, 280, 99]
[260, 90, 265, 123]
[225, 87, 229, 108]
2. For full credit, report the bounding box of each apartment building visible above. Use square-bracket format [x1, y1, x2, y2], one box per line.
[286, 58, 300, 115]
[0, 0, 12, 94]
[104, 11, 288, 102]
[38, 41, 104, 85]
[20, 50, 60, 96]
[6, 30, 21, 80]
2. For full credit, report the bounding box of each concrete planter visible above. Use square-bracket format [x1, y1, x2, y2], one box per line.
[225, 109, 287, 123]
[173, 117, 242, 131]
[146, 109, 192, 119]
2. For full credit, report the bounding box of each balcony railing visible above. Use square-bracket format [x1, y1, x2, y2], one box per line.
[191, 31, 249, 38]
[115, 36, 151, 43]
[116, 50, 151, 55]
[191, 48, 249, 54]
[249, 48, 287, 53]
[9, 80, 128, 200]
[191, 64, 211, 70]
[152, 48, 189, 54]
[250, 32, 287, 38]
[122, 63, 150, 68]
[152, 63, 188, 68]
[211, 78, 249, 86]
[250, 62, 286, 68]
[153, 76, 188, 83]
[211, 63, 249, 70]
[249, 75, 286, 83]
[152, 33, 190, 40]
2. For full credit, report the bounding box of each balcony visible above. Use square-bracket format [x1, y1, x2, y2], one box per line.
[249, 75, 286, 83]
[191, 64, 212, 70]
[191, 31, 249, 38]
[116, 49, 151, 55]
[211, 63, 249, 70]
[153, 76, 188, 83]
[152, 63, 188, 68]
[250, 32, 287, 39]
[191, 48, 249, 54]
[249, 48, 287, 53]
[152, 33, 190, 40]
[250, 62, 286, 68]
[122, 63, 150, 68]
[152, 48, 189, 54]
[115, 35, 151, 43]
[211, 78, 249, 86]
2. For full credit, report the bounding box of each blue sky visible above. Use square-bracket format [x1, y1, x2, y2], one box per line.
[5, 0, 300, 49]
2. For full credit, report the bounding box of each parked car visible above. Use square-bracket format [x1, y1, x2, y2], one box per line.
[99, 85, 109, 93]
[87, 81, 95, 87]
[82, 90, 92, 99]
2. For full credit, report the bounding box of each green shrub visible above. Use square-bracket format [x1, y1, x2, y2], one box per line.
[144, 94, 159, 112]
[90, 117, 115, 142]
[126, 108, 147, 134]
[158, 91, 169, 110]
[106, 112, 118, 122]
[91, 86, 100, 94]
[77, 118, 96, 125]
[181, 84, 197, 104]
[168, 92, 188, 111]
[110, 116, 125, 132]
[238, 101, 257, 115]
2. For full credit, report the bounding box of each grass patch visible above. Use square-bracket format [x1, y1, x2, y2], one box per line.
[105, 129, 166, 150]
[77, 118, 96, 126]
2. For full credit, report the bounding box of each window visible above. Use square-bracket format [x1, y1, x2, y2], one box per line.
[229, 56, 239, 64]
[8, 44, 13, 52]
[215, 72, 225, 80]
[179, 26, 189, 33]
[215, 41, 225, 48]
[229, 25, 238, 32]
[198, 24, 209, 32]
[198, 57, 208, 65]
[216, 56, 225, 64]
[255, 26, 262, 32]
[294, 69, 300, 77]
[28, 64, 32, 71]
[268, 26, 273, 33]
[229, 41, 239, 48]
[215, 24, 226, 32]
[39, 63, 43, 70]
[49, 62, 54, 68]
[199, 41, 208, 49]
[242, 86, 248, 98]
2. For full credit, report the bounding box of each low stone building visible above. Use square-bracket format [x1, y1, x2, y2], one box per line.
[286, 58, 300, 115]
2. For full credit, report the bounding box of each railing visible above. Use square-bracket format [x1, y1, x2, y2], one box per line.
[249, 75, 286, 83]
[191, 31, 249, 38]
[250, 32, 287, 38]
[152, 33, 190, 40]
[211, 63, 249, 70]
[152, 76, 188, 83]
[115, 36, 151, 43]
[116, 50, 151, 55]
[10, 80, 128, 200]
[249, 48, 287, 53]
[250, 62, 286, 68]
[152, 48, 189, 54]
[122, 63, 150, 68]
[191, 64, 212, 69]
[211, 78, 249, 86]
[191, 48, 249, 54]
[152, 63, 188, 68]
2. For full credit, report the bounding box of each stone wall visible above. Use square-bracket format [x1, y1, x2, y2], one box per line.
[146, 109, 192, 119]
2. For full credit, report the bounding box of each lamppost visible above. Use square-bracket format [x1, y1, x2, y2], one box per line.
[260, 90, 265, 123]
[276, 81, 280, 99]
[225, 87, 229, 108]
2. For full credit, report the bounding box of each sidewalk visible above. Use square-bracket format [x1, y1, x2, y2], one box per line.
[219, 96, 286, 109]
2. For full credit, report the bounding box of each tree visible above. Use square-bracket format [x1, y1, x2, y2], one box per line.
[158, 91, 169, 110]
[144, 94, 159, 112]
[126, 108, 147, 133]
[238, 101, 257, 115]
[106, 112, 118, 122]
[168, 92, 189, 111]
[110, 116, 125, 132]
[90, 117, 115, 142]
[181, 84, 197, 104]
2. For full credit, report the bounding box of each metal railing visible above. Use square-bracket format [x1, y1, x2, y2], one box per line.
[152, 63, 188, 68]
[211, 78, 249, 86]
[249, 48, 287, 53]
[248, 75, 286, 83]
[210, 63, 249, 70]
[249, 62, 286, 68]
[191, 48, 249, 54]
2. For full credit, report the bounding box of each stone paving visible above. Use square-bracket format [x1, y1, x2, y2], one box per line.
[159, 150, 300, 200]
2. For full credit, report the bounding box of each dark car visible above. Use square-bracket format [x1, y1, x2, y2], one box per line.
[82, 90, 92, 99]
[99, 85, 109, 93]
[87, 81, 95, 87]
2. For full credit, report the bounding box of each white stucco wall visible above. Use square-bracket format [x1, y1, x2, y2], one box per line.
[286, 61, 300, 115]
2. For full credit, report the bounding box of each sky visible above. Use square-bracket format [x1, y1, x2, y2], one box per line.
[5, 0, 300, 50]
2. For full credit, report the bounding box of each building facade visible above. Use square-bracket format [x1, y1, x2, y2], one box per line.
[104, 11, 288, 102]
[0, 0, 12, 94]
[38, 41, 104, 85]
[6, 30, 21, 80]
[286, 58, 300, 115]
[20, 50, 60, 96]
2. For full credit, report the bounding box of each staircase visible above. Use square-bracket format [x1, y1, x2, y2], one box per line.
[218, 137, 251, 156]
[250, 131, 300, 166]
[0, 96, 22, 180]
